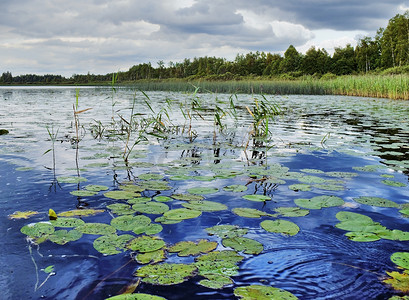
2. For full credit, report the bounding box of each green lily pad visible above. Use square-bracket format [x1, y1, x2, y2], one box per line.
[132, 202, 169, 215]
[138, 173, 164, 181]
[76, 223, 117, 235]
[171, 193, 204, 201]
[153, 196, 173, 202]
[222, 237, 263, 254]
[105, 293, 167, 300]
[187, 187, 219, 195]
[168, 239, 218, 256]
[127, 235, 165, 253]
[181, 200, 227, 212]
[50, 217, 85, 228]
[353, 196, 399, 208]
[223, 185, 248, 192]
[57, 209, 105, 217]
[352, 165, 386, 172]
[15, 167, 33, 171]
[391, 252, 409, 269]
[107, 203, 135, 215]
[295, 195, 344, 209]
[314, 183, 345, 191]
[242, 194, 271, 202]
[154, 216, 182, 225]
[326, 172, 358, 178]
[344, 231, 381, 242]
[120, 185, 145, 193]
[400, 209, 409, 217]
[301, 168, 324, 174]
[163, 208, 201, 220]
[298, 175, 326, 184]
[70, 190, 98, 197]
[335, 211, 374, 222]
[274, 207, 309, 217]
[260, 219, 300, 236]
[193, 175, 215, 181]
[381, 180, 407, 187]
[194, 250, 244, 277]
[198, 274, 233, 289]
[135, 263, 197, 285]
[232, 207, 272, 218]
[377, 230, 409, 241]
[170, 175, 192, 181]
[8, 211, 39, 219]
[138, 180, 171, 191]
[57, 176, 88, 184]
[84, 184, 109, 192]
[105, 190, 141, 200]
[128, 197, 152, 204]
[205, 225, 248, 238]
[111, 215, 151, 231]
[93, 234, 134, 255]
[383, 271, 409, 293]
[136, 249, 166, 264]
[234, 285, 298, 300]
[48, 229, 82, 245]
[288, 184, 312, 192]
[21, 222, 55, 238]
[335, 220, 386, 233]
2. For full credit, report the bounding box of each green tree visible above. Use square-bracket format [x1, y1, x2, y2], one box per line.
[331, 44, 357, 75]
[0, 71, 13, 83]
[279, 45, 302, 73]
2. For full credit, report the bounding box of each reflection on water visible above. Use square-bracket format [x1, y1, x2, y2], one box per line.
[0, 87, 409, 299]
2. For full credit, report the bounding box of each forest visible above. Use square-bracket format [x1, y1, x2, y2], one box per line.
[2, 11, 409, 85]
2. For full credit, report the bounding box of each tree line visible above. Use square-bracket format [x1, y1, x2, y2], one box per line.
[2, 11, 409, 85]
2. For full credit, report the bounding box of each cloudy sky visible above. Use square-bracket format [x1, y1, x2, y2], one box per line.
[1, 0, 408, 77]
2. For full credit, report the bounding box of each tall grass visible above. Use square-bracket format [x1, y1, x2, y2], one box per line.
[125, 75, 409, 100]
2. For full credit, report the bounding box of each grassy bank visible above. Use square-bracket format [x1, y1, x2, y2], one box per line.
[124, 74, 409, 100]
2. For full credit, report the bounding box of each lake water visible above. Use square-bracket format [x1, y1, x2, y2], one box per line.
[1, 86, 409, 299]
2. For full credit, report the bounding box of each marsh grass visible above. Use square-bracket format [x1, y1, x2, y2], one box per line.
[126, 74, 409, 100]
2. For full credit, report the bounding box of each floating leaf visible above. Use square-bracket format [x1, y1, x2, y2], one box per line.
[383, 271, 409, 293]
[57, 209, 104, 217]
[234, 285, 298, 300]
[57, 176, 87, 183]
[206, 225, 248, 238]
[187, 187, 219, 195]
[377, 230, 409, 241]
[223, 185, 248, 192]
[352, 165, 386, 172]
[289, 184, 312, 192]
[84, 184, 109, 192]
[193, 175, 215, 181]
[120, 185, 145, 193]
[295, 195, 344, 209]
[353, 196, 399, 208]
[105, 190, 140, 200]
[274, 207, 309, 217]
[142, 224, 163, 235]
[127, 235, 165, 253]
[49, 229, 83, 245]
[153, 196, 173, 202]
[8, 211, 39, 220]
[171, 193, 204, 201]
[21, 222, 55, 238]
[107, 203, 135, 215]
[51, 217, 85, 228]
[232, 207, 272, 218]
[335, 211, 373, 223]
[298, 175, 326, 184]
[301, 168, 324, 174]
[381, 180, 407, 187]
[138, 180, 171, 191]
[195, 250, 244, 277]
[138, 173, 164, 181]
[168, 239, 217, 257]
[93, 234, 134, 255]
[111, 215, 151, 231]
[76, 223, 116, 235]
[136, 249, 166, 264]
[181, 200, 227, 212]
[222, 237, 263, 254]
[163, 208, 201, 220]
[260, 219, 300, 236]
[326, 172, 358, 178]
[391, 252, 409, 269]
[132, 202, 169, 215]
[70, 190, 97, 197]
[43, 265, 55, 274]
[314, 183, 345, 191]
[154, 216, 182, 225]
[135, 263, 197, 285]
[198, 274, 233, 289]
[335, 220, 386, 233]
[196, 250, 244, 264]
[242, 194, 271, 202]
[128, 197, 152, 204]
[344, 231, 381, 242]
[105, 293, 167, 300]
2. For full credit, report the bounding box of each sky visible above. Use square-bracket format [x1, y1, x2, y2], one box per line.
[1, 0, 409, 77]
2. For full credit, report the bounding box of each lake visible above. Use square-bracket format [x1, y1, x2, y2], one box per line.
[1, 86, 409, 299]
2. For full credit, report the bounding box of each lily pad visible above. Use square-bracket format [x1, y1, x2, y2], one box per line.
[168, 239, 218, 256]
[205, 225, 248, 238]
[260, 219, 300, 236]
[138, 180, 171, 191]
[105, 190, 141, 200]
[138, 173, 164, 181]
[274, 207, 309, 217]
[242, 194, 271, 202]
[295, 195, 344, 209]
[120, 185, 146, 193]
[289, 184, 312, 192]
[198, 274, 233, 289]
[381, 180, 407, 187]
[326, 171, 358, 178]
[298, 175, 326, 184]
[171, 193, 204, 201]
[111, 215, 151, 231]
[344, 231, 381, 242]
[154, 216, 182, 225]
[181, 200, 227, 212]
[187, 187, 219, 195]
[335, 211, 374, 223]
[163, 208, 201, 220]
[21, 222, 55, 238]
[222, 237, 263, 254]
[153, 196, 173, 202]
[195, 250, 244, 277]
[232, 207, 272, 218]
[127, 235, 165, 253]
[391, 252, 409, 269]
[132, 202, 169, 215]
[353, 196, 399, 208]
[57, 209, 104, 217]
[128, 197, 152, 204]
[105, 293, 167, 300]
[136, 249, 166, 264]
[57, 176, 88, 184]
[223, 185, 248, 192]
[107, 203, 135, 215]
[93, 234, 134, 255]
[76, 223, 116, 235]
[8, 211, 39, 219]
[48, 229, 83, 245]
[383, 271, 409, 293]
[84, 184, 109, 192]
[234, 285, 298, 300]
[377, 230, 409, 241]
[50, 217, 85, 228]
[135, 263, 197, 285]
[70, 190, 97, 197]
[314, 183, 345, 191]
